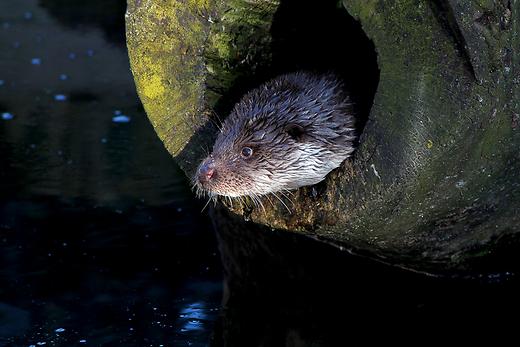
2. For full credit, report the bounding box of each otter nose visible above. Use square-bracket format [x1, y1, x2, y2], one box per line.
[198, 160, 216, 183]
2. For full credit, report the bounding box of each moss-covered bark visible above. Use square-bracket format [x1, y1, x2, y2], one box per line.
[126, 0, 520, 273]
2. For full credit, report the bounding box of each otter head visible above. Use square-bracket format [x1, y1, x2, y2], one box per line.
[194, 109, 308, 198]
[193, 72, 355, 199]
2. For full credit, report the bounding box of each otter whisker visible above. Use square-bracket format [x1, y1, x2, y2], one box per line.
[278, 190, 295, 207]
[264, 193, 275, 208]
[272, 192, 292, 214]
[208, 109, 226, 132]
[281, 188, 295, 197]
[252, 196, 260, 209]
[209, 119, 223, 132]
[201, 196, 213, 213]
[198, 144, 211, 158]
[252, 193, 266, 214]
[238, 196, 246, 208]
[210, 108, 224, 124]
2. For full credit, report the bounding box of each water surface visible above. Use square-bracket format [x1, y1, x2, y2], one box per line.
[0, 1, 222, 346]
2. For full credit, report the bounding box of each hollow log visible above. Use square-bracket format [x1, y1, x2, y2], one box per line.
[126, 0, 520, 273]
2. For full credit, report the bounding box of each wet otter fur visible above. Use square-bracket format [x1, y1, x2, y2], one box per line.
[194, 72, 357, 200]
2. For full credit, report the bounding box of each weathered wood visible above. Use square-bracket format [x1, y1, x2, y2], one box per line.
[126, 0, 520, 273]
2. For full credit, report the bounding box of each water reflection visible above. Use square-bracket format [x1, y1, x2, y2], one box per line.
[0, 0, 222, 346]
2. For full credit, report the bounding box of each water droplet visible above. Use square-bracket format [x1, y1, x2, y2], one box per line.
[24, 12, 33, 20]
[112, 115, 131, 123]
[86, 49, 95, 57]
[31, 58, 41, 65]
[114, 110, 122, 115]
[79, 340, 87, 344]
[68, 52, 76, 60]
[0, 80, 4, 86]
[455, 180, 466, 188]
[2, 22, 10, 29]
[55, 328, 65, 333]
[59, 74, 68, 81]
[54, 94, 67, 101]
[36, 343, 46, 346]
[100, 138, 108, 143]
[1, 112, 14, 120]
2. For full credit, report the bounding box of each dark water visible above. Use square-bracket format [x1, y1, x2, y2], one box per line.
[0, 0, 222, 346]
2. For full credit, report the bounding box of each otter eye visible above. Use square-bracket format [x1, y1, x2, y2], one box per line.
[241, 147, 253, 158]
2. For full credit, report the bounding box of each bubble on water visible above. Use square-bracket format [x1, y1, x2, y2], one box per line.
[55, 328, 65, 333]
[86, 49, 95, 57]
[101, 137, 108, 143]
[36, 343, 46, 346]
[31, 58, 41, 65]
[54, 94, 67, 101]
[59, 74, 68, 81]
[0, 80, 4, 86]
[79, 340, 87, 344]
[114, 110, 122, 115]
[24, 12, 33, 20]
[68, 52, 76, 60]
[2, 22, 10, 29]
[13, 41, 20, 48]
[112, 115, 131, 123]
[455, 180, 466, 188]
[1, 112, 14, 120]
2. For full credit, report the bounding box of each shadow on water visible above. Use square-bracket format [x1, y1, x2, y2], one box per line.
[212, 212, 520, 345]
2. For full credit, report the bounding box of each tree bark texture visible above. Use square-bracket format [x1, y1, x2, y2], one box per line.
[126, 0, 520, 273]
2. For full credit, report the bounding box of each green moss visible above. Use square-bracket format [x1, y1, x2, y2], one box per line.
[127, 0, 520, 272]
[127, 0, 278, 158]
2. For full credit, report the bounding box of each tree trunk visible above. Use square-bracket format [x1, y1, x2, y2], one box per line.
[126, 0, 520, 274]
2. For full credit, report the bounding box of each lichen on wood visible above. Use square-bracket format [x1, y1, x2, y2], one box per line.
[126, 0, 520, 273]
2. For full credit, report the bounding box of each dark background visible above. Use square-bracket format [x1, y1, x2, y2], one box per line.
[0, 0, 222, 346]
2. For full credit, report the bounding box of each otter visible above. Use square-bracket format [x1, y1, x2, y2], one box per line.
[194, 72, 357, 199]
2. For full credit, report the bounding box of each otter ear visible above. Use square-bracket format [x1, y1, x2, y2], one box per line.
[285, 123, 305, 142]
